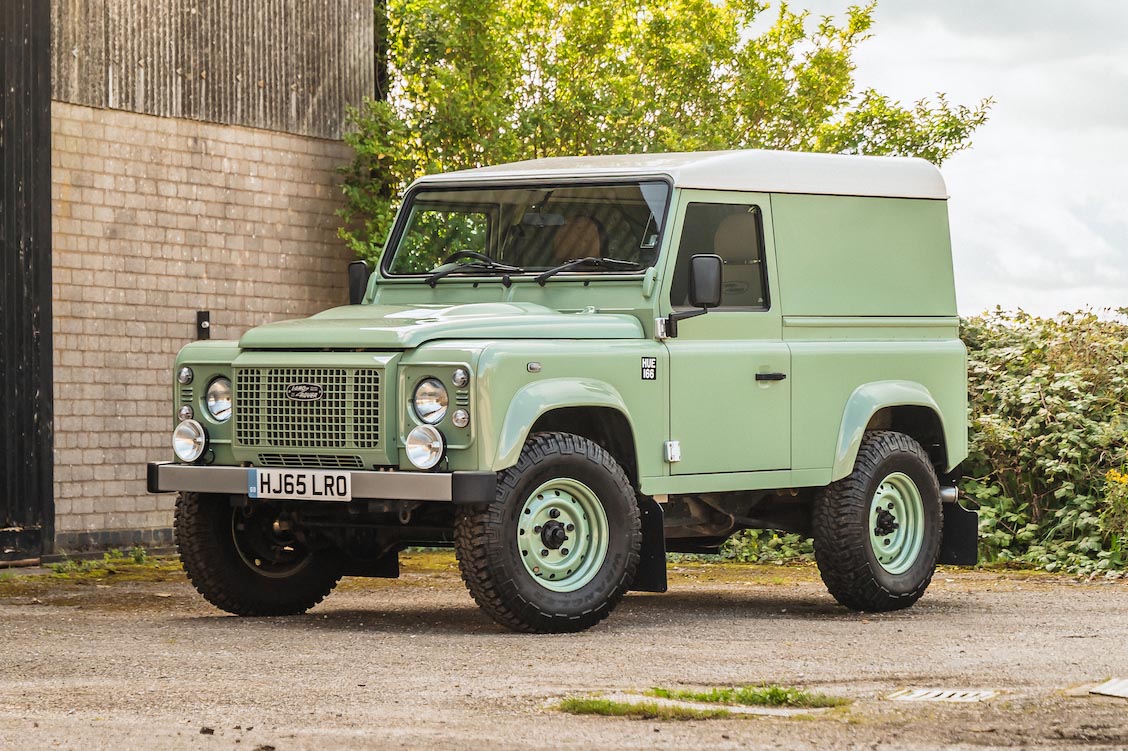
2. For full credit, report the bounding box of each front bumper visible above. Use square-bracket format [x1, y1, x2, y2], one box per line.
[147, 462, 496, 505]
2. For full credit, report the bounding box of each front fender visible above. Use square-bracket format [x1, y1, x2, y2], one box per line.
[491, 378, 634, 471]
[832, 380, 943, 481]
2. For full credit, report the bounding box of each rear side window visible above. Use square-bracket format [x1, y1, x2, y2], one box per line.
[670, 203, 768, 310]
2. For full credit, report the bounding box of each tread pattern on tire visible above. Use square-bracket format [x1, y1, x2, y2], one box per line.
[812, 430, 942, 612]
[175, 492, 343, 616]
[454, 432, 641, 633]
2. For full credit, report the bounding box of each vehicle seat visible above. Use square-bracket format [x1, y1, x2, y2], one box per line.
[713, 212, 765, 308]
[551, 216, 605, 264]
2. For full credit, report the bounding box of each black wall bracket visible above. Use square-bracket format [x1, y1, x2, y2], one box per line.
[196, 310, 211, 340]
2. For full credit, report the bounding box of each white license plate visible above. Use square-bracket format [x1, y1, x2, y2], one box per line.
[247, 469, 352, 502]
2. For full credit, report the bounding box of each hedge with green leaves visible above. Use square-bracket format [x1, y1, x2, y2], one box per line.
[725, 310, 1128, 573]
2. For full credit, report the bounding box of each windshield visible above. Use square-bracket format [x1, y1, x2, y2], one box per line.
[384, 180, 670, 276]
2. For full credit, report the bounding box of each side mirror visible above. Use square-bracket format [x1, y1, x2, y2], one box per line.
[688, 254, 723, 309]
[662, 253, 723, 338]
[348, 260, 371, 305]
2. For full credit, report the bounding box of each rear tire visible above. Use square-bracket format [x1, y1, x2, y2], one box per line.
[812, 431, 942, 612]
[175, 492, 344, 616]
[454, 432, 641, 633]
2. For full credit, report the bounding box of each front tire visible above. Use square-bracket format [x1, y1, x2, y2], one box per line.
[454, 432, 641, 633]
[812, 431, 942, 612]
[175, 492, 344, 616]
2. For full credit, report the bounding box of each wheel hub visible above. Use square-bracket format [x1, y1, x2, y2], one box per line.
[231, 505, 312, 578]
[540, 520, 568, 549]
[516, 478, 609, 593]
[873, 507, 900, 537]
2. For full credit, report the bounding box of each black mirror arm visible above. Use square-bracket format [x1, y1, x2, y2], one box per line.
[665, 306, 708, 338]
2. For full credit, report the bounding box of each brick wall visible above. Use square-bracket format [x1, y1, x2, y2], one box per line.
[51, 100, 353, 551]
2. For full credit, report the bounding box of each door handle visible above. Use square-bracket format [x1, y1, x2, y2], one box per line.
[755, 372, 787, 381]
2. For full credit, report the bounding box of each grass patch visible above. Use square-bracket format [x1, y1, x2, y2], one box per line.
[558, 697, 730, 721]
[646, 685, 847, 709]
[23, 548, 183, 588]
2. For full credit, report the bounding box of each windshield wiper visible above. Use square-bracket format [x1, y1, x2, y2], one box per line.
[426, 260, 523, 288]
[535, 257, 641, 286]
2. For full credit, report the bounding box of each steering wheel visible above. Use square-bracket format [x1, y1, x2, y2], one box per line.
[442, 250, 500, 266]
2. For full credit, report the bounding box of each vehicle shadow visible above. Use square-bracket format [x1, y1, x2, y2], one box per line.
[171, 587, 965, 635]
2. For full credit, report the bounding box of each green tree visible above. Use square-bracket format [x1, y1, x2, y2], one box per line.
[339, 0, 991, 261]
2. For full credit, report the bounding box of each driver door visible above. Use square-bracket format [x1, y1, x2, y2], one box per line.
[663, 191, 791, 475]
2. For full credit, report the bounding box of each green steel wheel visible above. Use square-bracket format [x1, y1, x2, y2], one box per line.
[454, 432, 641, 633]
[812, 431, 942, 612]
[516, 478, 609, 592]
[868, 472, 926, 575]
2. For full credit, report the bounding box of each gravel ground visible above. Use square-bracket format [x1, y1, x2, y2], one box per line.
[1, 553, 1126, 750]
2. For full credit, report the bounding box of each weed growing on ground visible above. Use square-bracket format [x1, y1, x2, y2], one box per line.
[558, 697, 730, 721]
[646, 685, 847, 708]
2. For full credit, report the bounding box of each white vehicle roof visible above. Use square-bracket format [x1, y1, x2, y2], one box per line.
[413, 149, 948, 200]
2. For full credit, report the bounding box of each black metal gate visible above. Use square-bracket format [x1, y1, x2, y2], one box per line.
[1, 0, 53, 562]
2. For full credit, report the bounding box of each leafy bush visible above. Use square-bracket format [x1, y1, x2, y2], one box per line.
[962, 310, 1128, 574]
[721, 529, 813, 564]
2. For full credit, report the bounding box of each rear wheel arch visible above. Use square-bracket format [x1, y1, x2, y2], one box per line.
[832, 381, 951, 481]
[865, 405, 948, 471]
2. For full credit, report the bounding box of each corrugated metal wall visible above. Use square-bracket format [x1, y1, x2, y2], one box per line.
[1, 0, 55, 561]
[51, 0, 375, 139]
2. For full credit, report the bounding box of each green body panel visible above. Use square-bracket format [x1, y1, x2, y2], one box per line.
[167, 177, 968, 499]
[787, 335, 967, 476]
[660, 190, 791, 474]
[174, 341, 242, 465]
[469, 340, 667, 475]
[771, 194, 957, 317]
[239, 301, 645, 350]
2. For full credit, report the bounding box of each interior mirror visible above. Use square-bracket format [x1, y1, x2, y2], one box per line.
[348, 260, 371, 305]
[688, 254, 723, 309]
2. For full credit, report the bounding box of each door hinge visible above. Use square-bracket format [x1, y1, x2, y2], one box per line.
[654, 317, 669, 340]
[664, 440, 681, 463]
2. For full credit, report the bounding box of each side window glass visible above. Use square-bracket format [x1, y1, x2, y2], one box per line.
[669, 203, 768, 310]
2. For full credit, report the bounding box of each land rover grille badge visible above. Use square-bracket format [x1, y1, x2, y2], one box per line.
[286, 383, 325, 401]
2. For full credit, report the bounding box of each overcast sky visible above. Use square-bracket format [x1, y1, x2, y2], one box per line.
[799, 0, 1127, 316]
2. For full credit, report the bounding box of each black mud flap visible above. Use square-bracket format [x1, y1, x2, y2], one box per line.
[938, 501, 979, 566]
[630, 495, 668, 592]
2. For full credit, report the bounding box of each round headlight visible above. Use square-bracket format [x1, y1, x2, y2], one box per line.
[451, 408, 470, 428]
[452, 368, 470, 388]
[178, 366, 194, 385]
[412, 378, 448, 424]
[172, 419, 207, 462]
[405, 424, 444, 469]
[178, 405, 194, 421]
[206, 377, 232, 422]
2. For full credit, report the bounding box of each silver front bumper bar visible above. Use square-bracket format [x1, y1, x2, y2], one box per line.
[146, 462, 496, 504]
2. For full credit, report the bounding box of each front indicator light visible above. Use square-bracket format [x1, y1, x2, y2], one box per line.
[172, 419, 207, 462]
[178, 405, 194, 421]
[405, 424, 444, 470]
[451, 408, 470, 428]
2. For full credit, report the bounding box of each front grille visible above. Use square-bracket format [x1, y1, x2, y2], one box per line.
[235, 367, 380, 450]
[258, 453, 365, 469]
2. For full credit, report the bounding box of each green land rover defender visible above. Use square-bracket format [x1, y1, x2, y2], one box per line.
[149, 150, 977, 633]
